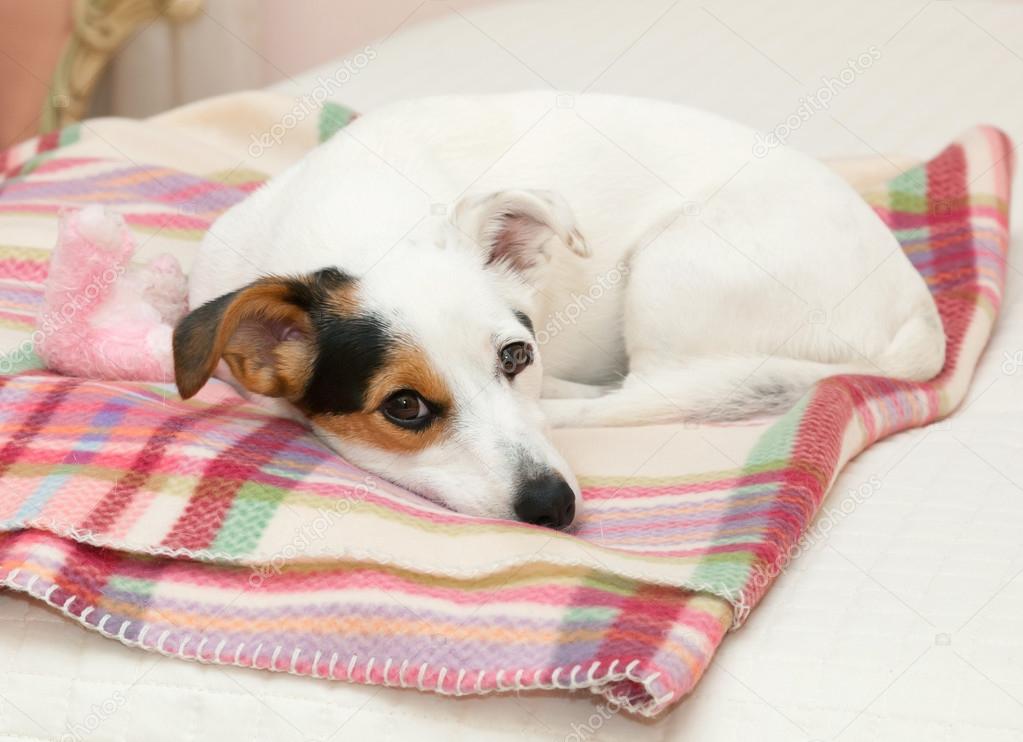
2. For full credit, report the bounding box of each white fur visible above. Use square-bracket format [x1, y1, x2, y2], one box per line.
[190, 92, 944, 519]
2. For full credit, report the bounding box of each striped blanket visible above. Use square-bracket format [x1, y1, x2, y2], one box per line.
[0, 93, 1012, 716]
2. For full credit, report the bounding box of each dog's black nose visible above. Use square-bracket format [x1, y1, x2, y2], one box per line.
[514, 473, 576, 529]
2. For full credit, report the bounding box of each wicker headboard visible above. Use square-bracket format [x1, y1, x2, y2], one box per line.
[42, 0, 201, 132]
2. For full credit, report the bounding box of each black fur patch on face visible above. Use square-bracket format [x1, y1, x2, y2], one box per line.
[289, 267, 348, 309]
[513, 310, 534, 336]
[299, 269, 391, 415]
[302, 315, 390, 413]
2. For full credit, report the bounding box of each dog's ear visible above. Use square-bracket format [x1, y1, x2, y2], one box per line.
[173, 277, 316, 400]
[452, 190, 590, 279]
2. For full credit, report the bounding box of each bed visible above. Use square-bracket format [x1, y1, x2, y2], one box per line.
[2, 2, 1021, 740]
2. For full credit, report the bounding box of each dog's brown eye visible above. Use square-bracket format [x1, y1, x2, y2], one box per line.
[381, 390, 432, 428]
[500, 341, 533, 378]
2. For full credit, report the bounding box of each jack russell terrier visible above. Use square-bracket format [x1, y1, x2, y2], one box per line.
[174, 92, 945, 530]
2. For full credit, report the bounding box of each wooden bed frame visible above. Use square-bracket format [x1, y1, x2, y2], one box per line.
[42, 0, 202, 132]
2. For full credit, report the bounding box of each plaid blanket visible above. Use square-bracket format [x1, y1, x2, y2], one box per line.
[0, 93, 1012, 716]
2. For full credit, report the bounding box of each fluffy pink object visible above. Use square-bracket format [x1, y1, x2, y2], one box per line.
[35, 206, 188, 381]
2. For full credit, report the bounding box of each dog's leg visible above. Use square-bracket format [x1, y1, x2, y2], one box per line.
[540, 355, 873, 427]
[541, 376, 609, 399]
[548, 199, 944, 428]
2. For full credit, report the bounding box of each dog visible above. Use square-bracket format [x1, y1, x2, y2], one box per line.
[174, 92, 945, 529]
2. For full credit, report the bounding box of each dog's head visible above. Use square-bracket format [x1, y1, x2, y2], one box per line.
[174, 190, 588, 528]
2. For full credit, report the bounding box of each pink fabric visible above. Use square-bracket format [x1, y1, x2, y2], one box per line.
[35, 206, 185, 381]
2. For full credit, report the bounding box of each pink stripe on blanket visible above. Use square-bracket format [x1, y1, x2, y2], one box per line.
[0, 202, 219, 231]
[162, 422, 305, 552]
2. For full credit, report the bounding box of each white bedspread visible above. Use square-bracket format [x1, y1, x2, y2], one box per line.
[3, 1, 1022, 740]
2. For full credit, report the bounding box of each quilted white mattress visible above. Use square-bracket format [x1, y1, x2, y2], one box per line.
[3, 1, 1023, 740]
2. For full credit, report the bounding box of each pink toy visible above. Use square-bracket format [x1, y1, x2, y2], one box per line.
[35, 206, 188, 381]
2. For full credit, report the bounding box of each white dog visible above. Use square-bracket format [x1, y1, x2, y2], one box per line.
[175, 92, 944, 529]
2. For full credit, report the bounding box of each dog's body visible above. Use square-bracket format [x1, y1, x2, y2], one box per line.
[178, 92, 944, 526]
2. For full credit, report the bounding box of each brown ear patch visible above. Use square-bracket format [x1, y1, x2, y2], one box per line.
[219, 281, 314, 398]
[173, 269, 357, 400]
[221, 322, 314, 398]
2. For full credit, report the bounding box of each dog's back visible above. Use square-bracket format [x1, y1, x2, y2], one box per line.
[192, 92, 944, 426]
